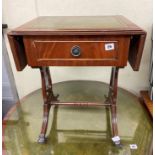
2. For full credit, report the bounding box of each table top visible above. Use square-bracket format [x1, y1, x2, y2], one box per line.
[9, 16, 145, 35]
[7, 16, 146, 71]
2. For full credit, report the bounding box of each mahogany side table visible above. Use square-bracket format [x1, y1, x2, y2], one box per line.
[7, 16, 146, 146]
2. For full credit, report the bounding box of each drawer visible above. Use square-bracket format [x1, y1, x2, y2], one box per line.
[35, 41, 118, 59]
[23, 36, 130, 66]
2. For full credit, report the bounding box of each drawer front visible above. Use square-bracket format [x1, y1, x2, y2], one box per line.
[23, 36, 130, 66]
[35, 41, 118, 59]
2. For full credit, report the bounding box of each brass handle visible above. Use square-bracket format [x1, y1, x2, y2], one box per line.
[71, 45, 81, 57]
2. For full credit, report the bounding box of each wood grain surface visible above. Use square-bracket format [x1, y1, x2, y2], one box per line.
[7, 16, 146, 71]
[23, 35, 130, 67]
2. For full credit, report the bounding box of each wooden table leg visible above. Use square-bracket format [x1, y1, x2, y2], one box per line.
[108, 67, 121, 146]
[38, 67, 58, 143]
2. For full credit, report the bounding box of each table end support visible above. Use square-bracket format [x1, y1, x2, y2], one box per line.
[38, 67, 58, 144]
[108, 67, 122, 146]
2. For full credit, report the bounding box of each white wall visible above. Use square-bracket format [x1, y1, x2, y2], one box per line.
[2, 0, 152, 98]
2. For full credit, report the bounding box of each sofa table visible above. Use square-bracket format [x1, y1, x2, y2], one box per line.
[8, 16, 146, 146]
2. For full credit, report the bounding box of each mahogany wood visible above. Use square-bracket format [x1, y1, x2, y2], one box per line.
[128, 34, 146, 70]
[110, 67, 119, 137]
[8, 16, 145, 35]
[140, 91, 153, 118]
[105, 67, 119, 141]
[23, 35, 130, 67]
[38, 67, 58, 143]
[7, 16, 146, 146]
[8, 16, 146, 71]
[8, 35, 27, 71]
[50, 102, 111, 106]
